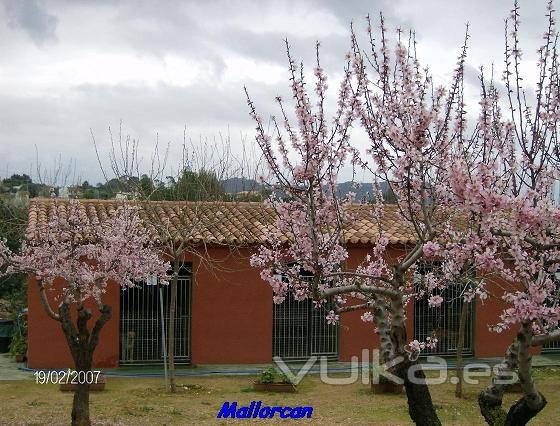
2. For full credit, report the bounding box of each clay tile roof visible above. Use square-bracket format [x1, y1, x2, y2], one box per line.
[26, 198, 417, 246]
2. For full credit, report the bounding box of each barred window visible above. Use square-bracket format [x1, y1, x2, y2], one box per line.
[120, 264, 191, 365]
[273, 273, 338, 361]
[413, 262, 475, 356]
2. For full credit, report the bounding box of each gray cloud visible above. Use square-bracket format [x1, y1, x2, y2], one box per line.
[2, 0, 58, 44]
[0, 0, 554, 183]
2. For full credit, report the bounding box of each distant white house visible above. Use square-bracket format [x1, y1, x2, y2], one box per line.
[115, 191, 139, 200]
[58, 186, 83, 199]
[59, 186, 69, 198]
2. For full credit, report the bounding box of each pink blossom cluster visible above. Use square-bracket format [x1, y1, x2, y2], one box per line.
[246, 39, 366, 308]
[0, 200, 169, 305]
[326, 310, 340, 325]
[428, 295, 444, 308]
[408, 337, 438, 353]
[422, 241, 441, 259]
[433, 3, 560, 340]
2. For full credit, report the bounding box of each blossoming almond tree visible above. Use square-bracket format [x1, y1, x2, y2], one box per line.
[0, 199, 169, 426]
[439, 2, 560, 424]
[246, 19, 475, 425]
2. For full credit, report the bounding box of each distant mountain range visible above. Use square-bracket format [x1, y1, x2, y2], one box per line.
[220, 177, 262, 194]
[334, 181, 391, 200]
[220, 178, 392, 200]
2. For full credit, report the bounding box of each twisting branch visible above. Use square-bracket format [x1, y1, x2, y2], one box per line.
[37, 280, 60, 321]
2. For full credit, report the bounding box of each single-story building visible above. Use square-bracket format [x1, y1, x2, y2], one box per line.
[25, 199, 556, 369]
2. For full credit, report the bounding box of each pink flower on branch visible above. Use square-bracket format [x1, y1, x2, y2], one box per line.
[422, 241, 441, 258]
[2, 200, 169, 305]
[428, 295, 444, 308]
[326, 310, 339, 325]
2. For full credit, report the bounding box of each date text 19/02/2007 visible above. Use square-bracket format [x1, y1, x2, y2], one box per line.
[34, 369, 102, 385]
[217, 401, 313, 419]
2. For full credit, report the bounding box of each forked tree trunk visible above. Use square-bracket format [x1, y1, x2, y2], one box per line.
[58, 303, 112, 426]
[455, 299, 469, 398]
[504, 323, 547, 425]
[167, 263, 179, 392]
[479, 323, 547, 426]
[478, 339, 519, 425]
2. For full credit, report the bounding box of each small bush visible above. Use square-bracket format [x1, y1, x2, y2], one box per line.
[257, 367, 294, 384]
[258, 367, 276, 384]
[277, 372, 293, 384]
[9, 332, 26, 357]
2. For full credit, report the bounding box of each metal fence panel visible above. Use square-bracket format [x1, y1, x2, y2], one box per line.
[273, 293, 338, 361]
[311, 305, 338, 356]
[543, 339, 560, 352]
[414, 282, 474, 356]
[120, 268, 191, 365]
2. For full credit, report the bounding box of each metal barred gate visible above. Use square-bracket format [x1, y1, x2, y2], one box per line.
[120, 268, 191, 365]
[414, 283, 474, 356]
[543, 338, 560, 353]
[273, 293, 338, 361]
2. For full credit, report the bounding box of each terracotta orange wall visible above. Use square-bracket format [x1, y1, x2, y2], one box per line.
[343, 246, 530, 359]
[27, 248, 272, 368]
[339, 246, 416, 361]
[27, 275, 120, 369]
[27, 245, 528, 369]
[188, 247, 272, 364]
[474, 275, 541, 358]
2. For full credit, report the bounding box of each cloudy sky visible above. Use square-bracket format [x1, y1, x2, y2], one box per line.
[0, 0, 550, 184]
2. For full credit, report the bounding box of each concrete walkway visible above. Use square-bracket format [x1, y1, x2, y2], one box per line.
[0, 353, 33, 380]
[13, 353, 560, 378]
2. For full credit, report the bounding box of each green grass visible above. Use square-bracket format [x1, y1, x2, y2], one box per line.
[0, 370, 559, 425]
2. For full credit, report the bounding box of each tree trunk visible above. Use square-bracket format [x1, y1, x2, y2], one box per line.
[479, 339, 519, 425]
[390, 294, 441, 426]
[370, 297, 395, 392]
[455, 299, 469, 398]
[478, 392, 506, 426]
[479, 323, 547, 426]
[504, 322, 546, 425]
[167, 264, 179, 392]
[58, 303, 112, 426]
[396, 358, 442, 426]
[71, 377, 91, 425]
[504, 393, 547, 426]
[372, 297, 394, 363]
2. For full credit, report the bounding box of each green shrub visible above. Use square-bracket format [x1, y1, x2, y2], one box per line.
[257, 367, 294, 384]
[277, 372, 293, 384]
[8, 311, 27, 357]
[9, 333, 26, 356]
[258, 367, 276, 384]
